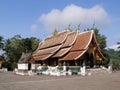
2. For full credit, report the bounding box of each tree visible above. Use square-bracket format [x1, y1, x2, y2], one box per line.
[117, 42, 120, 50]
[94, 28, 106, 50]
[20, 37, 40, 53]
[0, 36, 4, 49]
[4, 35, 22, 60]
[3, 35, 40, 70]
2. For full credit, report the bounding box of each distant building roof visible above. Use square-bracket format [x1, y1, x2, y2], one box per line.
[18, 52, 31, 63]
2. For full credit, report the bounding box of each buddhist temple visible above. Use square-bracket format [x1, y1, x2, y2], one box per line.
[32, 30, 105, 68]
[18, 52, 35, 72]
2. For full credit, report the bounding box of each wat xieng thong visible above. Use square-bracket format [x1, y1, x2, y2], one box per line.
[32, 29, 105, 68]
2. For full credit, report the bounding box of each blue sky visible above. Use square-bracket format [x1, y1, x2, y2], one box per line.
[0, 0, 120, 47]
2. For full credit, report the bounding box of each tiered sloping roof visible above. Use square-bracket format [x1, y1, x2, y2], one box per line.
[33, 31, 69, 60]
[18, 52, 31, 63]
[53, 31, 78, 58]
[59, 31, 93, 61]
[33, 30, 105, 61]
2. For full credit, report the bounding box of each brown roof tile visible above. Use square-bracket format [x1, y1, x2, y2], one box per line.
[33, 54, 52, 61]
[52, 31, 78, 58]
[59, 31, 93, 60]
[33, 45, 62, 60]
[61, 31, 78, 48]
[71, 31, 93, 51]
[32, 31, 69, 60]
[59, 50, 85, 61]
[39, 31, 68, 49]
[53, 46, 72, 58]
[34, 45, 61, 56]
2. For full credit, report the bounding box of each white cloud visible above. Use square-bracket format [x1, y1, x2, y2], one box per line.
[39, 4, 110, 31]
[30, 24, 37, 32]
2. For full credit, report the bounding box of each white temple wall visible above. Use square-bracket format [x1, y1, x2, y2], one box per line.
[18, 64, 28, 70]
[18, 64, 35, 70]
[31, 64, 35, 70]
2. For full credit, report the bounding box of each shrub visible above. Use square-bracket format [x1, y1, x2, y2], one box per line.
[112, 61, 120, 70]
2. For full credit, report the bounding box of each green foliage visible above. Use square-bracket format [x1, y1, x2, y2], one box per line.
[2, 61, 12, 71]
[102, 52, 110, 66]
[20, 37, 40, 53]
[105, 50, 120, 70]
[2, 61, 17, 71]
[119, 54, 120, 58]
[106, 50, 120, 60]
[112, 61, 120, 70]
[0, 36, 4, 49]
[72, 71, 77, 75]
[11, 62, 17, 70]
[3, 35, 40, 70]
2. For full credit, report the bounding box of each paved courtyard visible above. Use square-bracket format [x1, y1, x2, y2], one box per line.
[0, 71, 120, 90]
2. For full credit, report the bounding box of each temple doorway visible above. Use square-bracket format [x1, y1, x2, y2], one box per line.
[28, 63, 31, 70]
[84, 52, 94, 68]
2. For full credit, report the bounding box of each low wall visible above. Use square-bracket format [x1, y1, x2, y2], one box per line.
[18, 64, 28, 70]
[18, 64, 35, 70]
[58, 66, 80, 72]
[31, 64, 35, 70]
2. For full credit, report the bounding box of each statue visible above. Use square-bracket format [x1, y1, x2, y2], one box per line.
[77, 24, 80, 30]
[67, 24, 71, 31]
